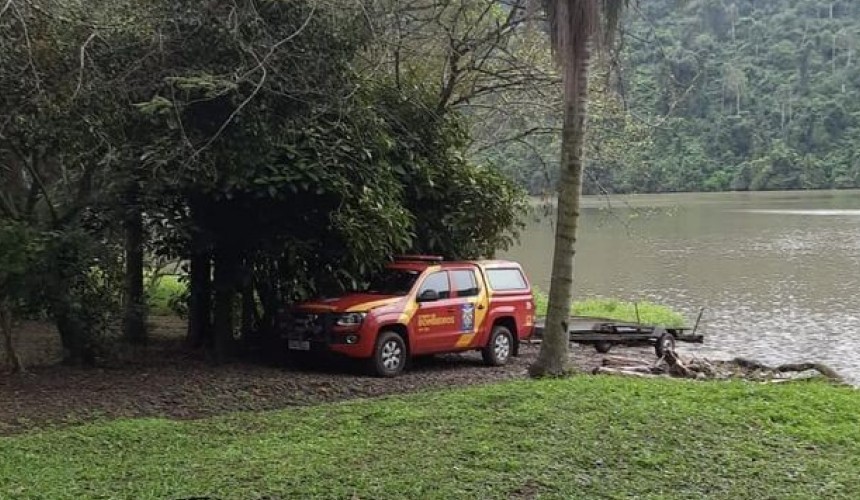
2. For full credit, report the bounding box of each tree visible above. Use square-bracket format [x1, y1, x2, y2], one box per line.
[1, 0, 132, 364]
[2, 0, 529, 368]
[0, 223, 37, 372]
[126, 0, 529, 362]
[529, 0, 629, 377]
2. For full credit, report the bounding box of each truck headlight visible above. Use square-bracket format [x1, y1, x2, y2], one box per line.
[335, 312, 366, 327]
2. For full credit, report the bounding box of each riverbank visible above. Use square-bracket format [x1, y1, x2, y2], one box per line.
[2, 315, 848, 435]
[3, 376, 859, 499]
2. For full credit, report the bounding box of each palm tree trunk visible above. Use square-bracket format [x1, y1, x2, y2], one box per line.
[530, 32, 591, 377]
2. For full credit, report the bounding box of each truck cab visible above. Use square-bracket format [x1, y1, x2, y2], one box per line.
[283, 256, 535, 376]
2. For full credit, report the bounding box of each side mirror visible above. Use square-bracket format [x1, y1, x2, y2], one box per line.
[417, 289, 440, 302]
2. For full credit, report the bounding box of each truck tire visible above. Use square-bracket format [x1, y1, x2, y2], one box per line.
[655, 332, 676, 358]
[370, 331, 407, 377]
[482, 325, 513, 366]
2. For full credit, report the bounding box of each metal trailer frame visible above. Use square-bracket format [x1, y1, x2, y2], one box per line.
[532, 310, 705, 357]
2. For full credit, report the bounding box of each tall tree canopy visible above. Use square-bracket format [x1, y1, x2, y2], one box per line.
[485, 0, 860, 195]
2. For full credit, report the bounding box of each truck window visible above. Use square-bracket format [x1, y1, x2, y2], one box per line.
[418, 271, 450, 299]
[452, 270, 479, 297]
[365, 269, 420, 296]
[486, 268, 527, 291]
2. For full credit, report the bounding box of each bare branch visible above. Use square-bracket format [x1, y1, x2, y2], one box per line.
[72, 32, 99, 101]
[472, 126, 559, 153]
[10, 0, 43, 94]
[0, 0, 13, 20]
[186, 4, 317, 166]
[10, 147, 59, 225]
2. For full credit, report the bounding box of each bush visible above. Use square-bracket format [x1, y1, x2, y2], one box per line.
[146, 274, 187, 316]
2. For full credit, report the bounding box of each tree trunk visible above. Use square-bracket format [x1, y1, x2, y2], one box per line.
[122, 183, 146, 345]
[241, 281, 255, 337]
[186, 244, 212, 348]
[530, 33, 591, 377]
[212, 245, 238, 363]
[254, 269, 280, 341]
[187, 197, 212, 348]
[0, 300, 24, 373]
[55, 305, 95, 366]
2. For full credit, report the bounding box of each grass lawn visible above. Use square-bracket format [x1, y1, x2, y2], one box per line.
[2, 377, 858, 499]
[534, 291, 687, 327]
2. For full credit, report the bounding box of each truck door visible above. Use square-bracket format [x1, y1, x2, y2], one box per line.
[411, 270, 459, 354]
[450, 268, 490, 349]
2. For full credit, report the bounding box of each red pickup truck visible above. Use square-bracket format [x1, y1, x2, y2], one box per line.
[282, 256, 535, 376]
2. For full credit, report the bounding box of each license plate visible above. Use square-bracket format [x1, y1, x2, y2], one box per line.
[288, 340, 310, 351]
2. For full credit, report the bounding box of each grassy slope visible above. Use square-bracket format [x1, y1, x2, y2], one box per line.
[2, 378, 859, 499]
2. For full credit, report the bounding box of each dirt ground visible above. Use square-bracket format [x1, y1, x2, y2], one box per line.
[0, 317, 655, 435]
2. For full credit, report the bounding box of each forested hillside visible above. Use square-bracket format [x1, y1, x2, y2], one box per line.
[487, 0, 860, 194]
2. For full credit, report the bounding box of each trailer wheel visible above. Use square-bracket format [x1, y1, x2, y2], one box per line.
[594, 342, 613, 354]
[482, 325, 513, 366]
[655, 332, 676, 358]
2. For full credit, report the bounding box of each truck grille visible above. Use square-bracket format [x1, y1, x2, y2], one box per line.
[288, 312, 332, 341]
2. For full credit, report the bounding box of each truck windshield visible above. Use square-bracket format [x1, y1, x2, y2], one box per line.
[364, 269, 420, 296]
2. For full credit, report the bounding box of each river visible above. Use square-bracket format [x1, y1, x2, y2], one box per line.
[501, 190, 860, 384]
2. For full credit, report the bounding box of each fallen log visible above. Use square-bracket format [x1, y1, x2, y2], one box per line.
[731, 357, 770, 371]
[731, 358, 842, 381]
[592, 366, 658, 378]
[774, 362, 842, 381]
[685, 358, 718, 377]
[664, 349, 694, 378]
[587, 348, 845, 384]
[601, 355, 652, 368]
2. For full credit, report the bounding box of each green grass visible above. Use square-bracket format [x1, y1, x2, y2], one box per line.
[534, 290, 687, 327]
[146, 274, 185, 316]
[2, 377, 859, 499]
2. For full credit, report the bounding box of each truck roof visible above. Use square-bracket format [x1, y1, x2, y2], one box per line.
[386, 257, 524, 272]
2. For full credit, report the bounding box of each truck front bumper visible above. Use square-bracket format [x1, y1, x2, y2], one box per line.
[282, 313, 374, 358]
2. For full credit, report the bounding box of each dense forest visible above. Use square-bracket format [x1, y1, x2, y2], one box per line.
[487, 0, 860, 194]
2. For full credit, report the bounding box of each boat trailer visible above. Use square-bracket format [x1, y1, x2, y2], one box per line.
[531, 310, 705, 357]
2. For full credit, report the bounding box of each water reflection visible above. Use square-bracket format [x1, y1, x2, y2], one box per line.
[503, 190, 860, 384]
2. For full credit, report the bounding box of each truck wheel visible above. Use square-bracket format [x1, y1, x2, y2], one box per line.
[594, 341, 612, 354]
[370, 331, 407, 377]
[655, 332, 676, 358]
[482, 325, 513, 366]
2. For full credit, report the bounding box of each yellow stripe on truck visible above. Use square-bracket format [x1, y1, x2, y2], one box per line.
[346, 298, 400, 312]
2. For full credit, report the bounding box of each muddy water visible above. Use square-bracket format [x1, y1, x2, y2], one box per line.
[502, 190, 860, 384]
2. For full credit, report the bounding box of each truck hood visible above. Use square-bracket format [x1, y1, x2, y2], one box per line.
[296, 293, 404, 313]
